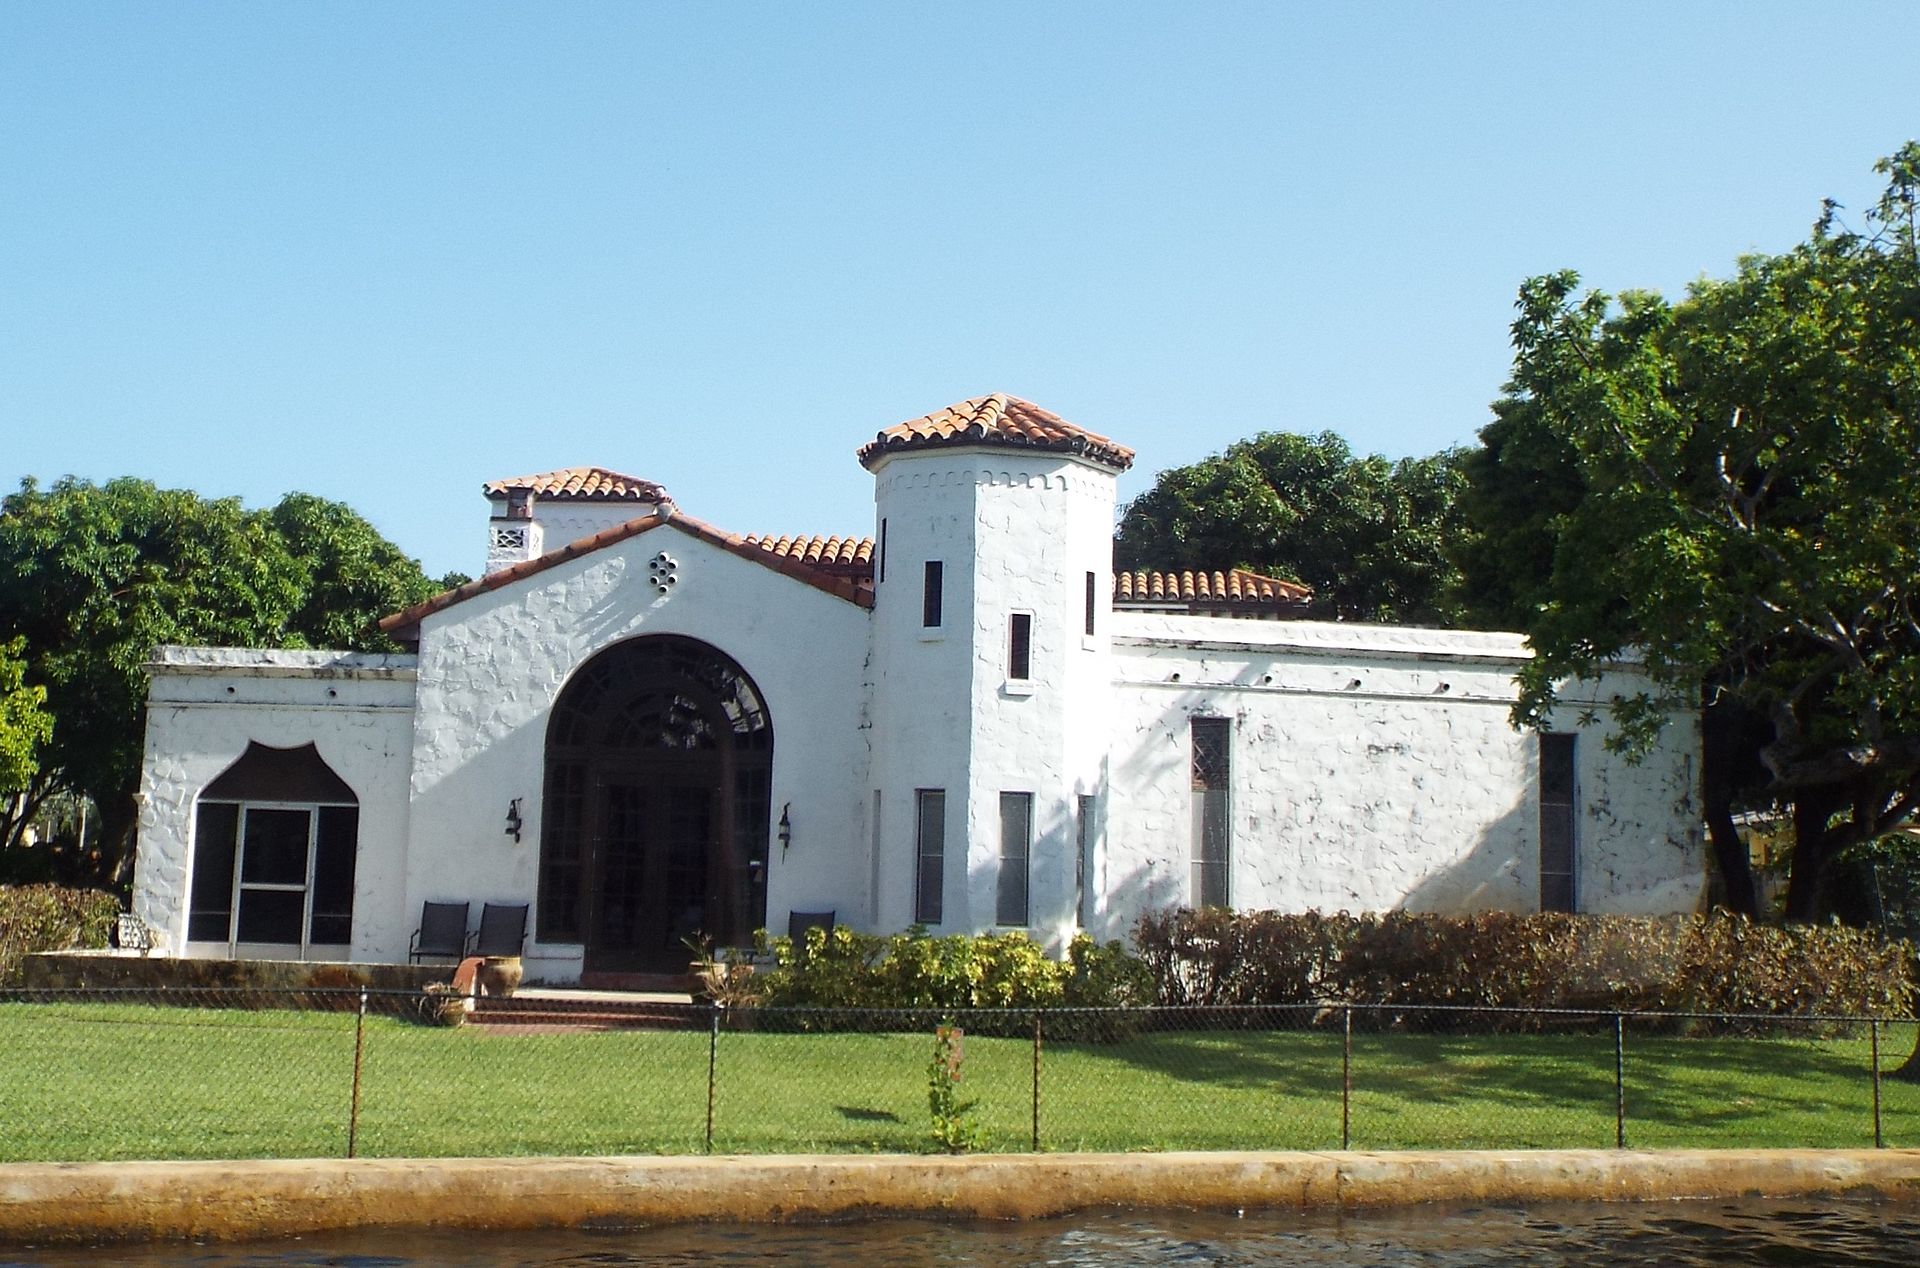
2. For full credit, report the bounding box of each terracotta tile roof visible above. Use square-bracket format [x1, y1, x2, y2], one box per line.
[740, 534, 875, 574]
[1115, 568, 1313, 613]
[857, 394, 1134, 472]
[379, 511, 871, 644]
[483, 467, 668, 503]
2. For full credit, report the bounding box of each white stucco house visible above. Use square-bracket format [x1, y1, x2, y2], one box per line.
[129, 395, 1705, 983]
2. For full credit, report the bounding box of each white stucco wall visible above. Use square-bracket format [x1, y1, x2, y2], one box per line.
[865, 455, 981, 935]
[1094, 614, 1704, 939]
[131, 647, 419, 959]
[865, 448, 1120, 952]
[407, 515, 871, 981]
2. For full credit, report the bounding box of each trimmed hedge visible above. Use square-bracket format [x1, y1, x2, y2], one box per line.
[1134, 907, 1914, 1022]
[747, 927, 1154, 1022]
[0, 884, 121, 984]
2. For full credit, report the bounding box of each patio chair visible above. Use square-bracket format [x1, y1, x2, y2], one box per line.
[409, 900, 471, 963]
[788, 909, 835, 942]
[474, 902, 529, 958]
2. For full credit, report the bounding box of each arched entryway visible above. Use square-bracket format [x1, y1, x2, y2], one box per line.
[537, 636, 773, 972]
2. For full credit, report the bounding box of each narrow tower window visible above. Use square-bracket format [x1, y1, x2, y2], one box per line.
[1008, 613, 1032, 680]
[1084, 571, 1097, 637]
[1075, 793, 1096, 928]
[922, 561, 943, 628]
[998, 792, 1032, 926]
[915, 789, 945, 923]
[877, 519, 887, 584]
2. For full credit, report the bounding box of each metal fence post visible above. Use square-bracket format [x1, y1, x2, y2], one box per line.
[1613, 1012, 1626, 1150]
[706, 1003, 720, 1155]
[1872, 1018, 1884, 1149]
[1031, 1011, 1043, 1153]
[347, 989, 367, 1159]
[1341, 1005, 1352, 1151]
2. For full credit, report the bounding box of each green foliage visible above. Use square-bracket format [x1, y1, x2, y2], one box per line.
[751, 926, 1152, 1017]
[0, 884, 120, 984]
[0, 638, 51, 799]
[1484, 145, 1920, 920]
[1115, 430, 1471, 624]
[926, 1023, 985, 1152]
[1133, 907, 1913, 1025]
[0, 477, 443, 882]
[268, 493, 443, 651]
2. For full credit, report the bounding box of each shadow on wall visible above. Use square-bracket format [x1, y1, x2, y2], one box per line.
[1102, 856, 1181, 945]
[1396, 796, 1536, 915]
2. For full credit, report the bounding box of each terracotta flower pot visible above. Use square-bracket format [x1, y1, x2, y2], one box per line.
[478, 955, 523, 997]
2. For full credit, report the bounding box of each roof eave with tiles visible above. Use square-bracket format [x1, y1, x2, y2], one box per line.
[381, 512, 873, 648]
[1114, 569, 1313, 616]
[482, 467, 670, 503]
[857, 393, 1134, 472]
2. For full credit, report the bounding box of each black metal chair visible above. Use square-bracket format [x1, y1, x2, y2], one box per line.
[409, 900, 470, 963]
[788, 909, 835, 942]
[474, 902, 529, 958]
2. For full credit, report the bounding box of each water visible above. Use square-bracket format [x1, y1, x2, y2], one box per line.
[5, 1199, 1918, 1266]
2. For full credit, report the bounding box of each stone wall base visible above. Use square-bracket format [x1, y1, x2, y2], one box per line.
[3, 1149, 1919, 1247]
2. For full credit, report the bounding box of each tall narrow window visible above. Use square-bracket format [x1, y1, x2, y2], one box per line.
[1540, 733, 1578, 913]
[915, 789, 945, 923]
[998, 792, 1032, 926]
[922, 561, 944, 628]
[1084, 571, 1097, 637]
[877, 519, 887, 584]
[1008, 612, 1032, 680]
[1190, 717, 1231, 908]
[1075, 794, 1096, 928]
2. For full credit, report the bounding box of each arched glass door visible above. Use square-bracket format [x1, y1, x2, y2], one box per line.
[539, 636, 773, 972]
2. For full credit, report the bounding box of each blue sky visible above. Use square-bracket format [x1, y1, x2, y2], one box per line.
[4, 3, 1916, 581]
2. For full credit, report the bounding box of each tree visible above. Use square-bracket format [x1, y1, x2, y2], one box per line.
[269, 492, 444, 649]
[0, 637, 52, 800]
[1500, 143, 1920, 923]
[1115, 431, 1471, 623]
[0, 477, 445, 885]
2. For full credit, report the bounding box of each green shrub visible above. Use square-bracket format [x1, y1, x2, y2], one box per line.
[748, 926, 1150, 1028]
[0, 884, 121, 984]
[1132, 907, 1913, 1026]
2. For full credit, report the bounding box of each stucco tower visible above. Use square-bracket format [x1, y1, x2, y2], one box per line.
[860, 395, 1131, 950]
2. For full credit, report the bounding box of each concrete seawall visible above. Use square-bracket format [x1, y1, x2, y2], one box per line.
[5, 1149, 1920, 1246]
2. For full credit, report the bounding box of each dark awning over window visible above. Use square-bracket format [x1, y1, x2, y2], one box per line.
[202, 742, 358, 805]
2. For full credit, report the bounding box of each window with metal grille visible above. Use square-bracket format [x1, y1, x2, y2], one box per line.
[1084, 571, 1097, 637]
[998, 792, 1032, 926]
[1008, 612, 1032, 680]
[1539, 732, 1577, 912]
[923, 561, 943, 628]
[915, 789, 945, 924]
[1190, 717, 1231, 908]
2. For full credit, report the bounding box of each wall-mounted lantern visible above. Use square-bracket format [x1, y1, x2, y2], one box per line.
[505, 798, 523, 844]
[778, 803, 793, 854]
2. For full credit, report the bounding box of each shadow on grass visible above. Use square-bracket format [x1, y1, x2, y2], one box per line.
[1054, 1023, 1887, 1142]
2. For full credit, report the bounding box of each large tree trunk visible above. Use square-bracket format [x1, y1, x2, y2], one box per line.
[1704, 804, 1760, 918]
[1701, 698, 1766, 918]
[1783, 787, 1844, 923]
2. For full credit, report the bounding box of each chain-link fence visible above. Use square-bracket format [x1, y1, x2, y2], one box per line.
[3, 988, 1916, 1162]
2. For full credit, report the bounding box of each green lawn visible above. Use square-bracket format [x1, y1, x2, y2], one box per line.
[3, 1001, 1917, 1162]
